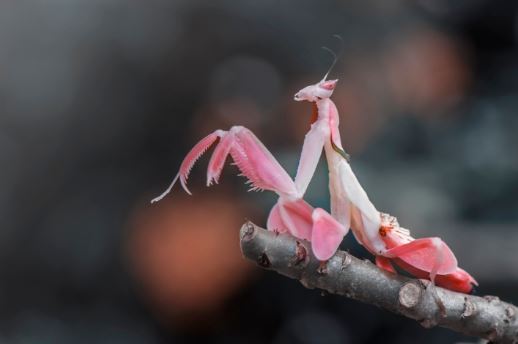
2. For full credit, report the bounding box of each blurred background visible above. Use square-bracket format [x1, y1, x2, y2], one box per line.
[1, 0, 517, 343]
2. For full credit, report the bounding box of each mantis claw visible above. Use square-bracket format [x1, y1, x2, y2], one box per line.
[151, 173, 180, 203]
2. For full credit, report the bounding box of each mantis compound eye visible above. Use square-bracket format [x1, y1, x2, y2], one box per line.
[294, 89, 312, 102]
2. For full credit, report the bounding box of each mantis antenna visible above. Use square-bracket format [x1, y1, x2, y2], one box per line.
[321, 34, 343, 82]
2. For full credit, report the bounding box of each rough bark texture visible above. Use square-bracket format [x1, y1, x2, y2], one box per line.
[240, 222, 518, 344]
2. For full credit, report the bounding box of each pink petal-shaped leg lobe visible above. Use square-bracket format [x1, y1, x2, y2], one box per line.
[385, 237, 458, 276]
[280, 199, 314, 240]
[231, 127, 297, 197]
[376, 256, 395, 273]
[435, 268, 478, 293]
[266, 201, 288, 234]
[311, 208, 349, 261]
[207, 133, 233, 186]
[393, 259, 477, 293]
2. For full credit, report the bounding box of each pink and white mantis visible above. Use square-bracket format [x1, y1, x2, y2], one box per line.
[292, 75, 477, 294]
[152, 67, 477, 294]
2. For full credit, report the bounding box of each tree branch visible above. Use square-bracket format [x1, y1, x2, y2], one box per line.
[240, 222, 518, 344]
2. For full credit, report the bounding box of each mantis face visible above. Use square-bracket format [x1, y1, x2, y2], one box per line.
[293, 79, 338, 102]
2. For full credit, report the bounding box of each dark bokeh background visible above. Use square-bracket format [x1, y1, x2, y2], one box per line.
[1, 1, 518, 343]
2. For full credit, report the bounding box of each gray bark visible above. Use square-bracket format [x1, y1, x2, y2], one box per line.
[240, 222, 518, 343]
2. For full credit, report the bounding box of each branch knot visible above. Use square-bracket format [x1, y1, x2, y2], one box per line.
[399, 282, 422, 309]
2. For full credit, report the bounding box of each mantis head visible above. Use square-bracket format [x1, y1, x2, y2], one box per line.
[294, 79, 338, 102]
[295, 39, 341, 102]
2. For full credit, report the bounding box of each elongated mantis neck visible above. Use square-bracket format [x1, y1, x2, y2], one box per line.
[314, 98, 331, 120]
[314, 98, 351, 162]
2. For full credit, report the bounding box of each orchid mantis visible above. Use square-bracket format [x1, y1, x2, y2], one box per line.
[152, 61, 477, 295]
[292, 75, 477, 294]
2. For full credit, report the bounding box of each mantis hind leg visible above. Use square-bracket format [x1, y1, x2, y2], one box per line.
[385, 238, 452, 318]
[384, 237, 458, 277]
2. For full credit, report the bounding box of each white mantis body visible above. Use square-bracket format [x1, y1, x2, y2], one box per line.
[152, 58, 476, 294]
